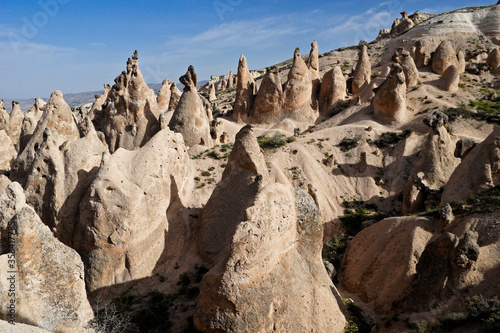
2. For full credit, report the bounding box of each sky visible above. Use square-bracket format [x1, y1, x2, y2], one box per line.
[0, 0, 495, 100]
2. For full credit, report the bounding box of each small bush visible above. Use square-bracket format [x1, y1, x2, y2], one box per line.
[338, 135, 362, 152]
[207, 150, 220, 159]
[343, 298, 373, 333]
[257, 134, 288, 149]
[373, 129, 412, 148]
[201, 171, 211, 177]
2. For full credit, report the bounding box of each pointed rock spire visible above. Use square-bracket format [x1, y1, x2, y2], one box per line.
[432, 40, 458, 75]
[228, 70, 234, 89]
[169, 83, 182, 111]
[319, 66, 346, 118]
[251, 66, 283, 123]
[233, 54, 255, 122]
[209, 83, 217, 101]
[372, 63, 407, 123]
[157, 79, 172, 112]
[352, 45, 372, 94]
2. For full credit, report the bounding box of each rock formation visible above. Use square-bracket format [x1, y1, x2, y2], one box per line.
[195, 126, 345, 332]
[414, 40, 430, 68]
[442, 64, 460, 92]
[209, 83, 216, 101]
[0, 182, 93, 332]
[228, 70, 234, 88]
[454, 138, 477, 159]
[8, 101, 24, 149]
[432, 40, 458, 75]
[74, 128, 194, 299]
[372, 63, 407, 123]
[457, 50, 466, 73]
[282, 48, 318, 122]
[0, 131, 16, 175]
[400, 50, 419, 89]
[0, 100, 8, 132]
[88, 84, 111, 122]
[233, 54, 255, 122]
[168, 65, 213, 147]
[319, 66, 346, 118]
[487, 47, 500, 71]
[157, 79, 172, 113]
[390, 12, 415, 35]
[307, 40, 321, 109]
[19, 98, 46, 152]
[169, 83, 182, 111]
[250, 66, 283, 123]
[92, 51, 160, 153]
[442, 126, 500, 203]
[352, 45, 371, 94]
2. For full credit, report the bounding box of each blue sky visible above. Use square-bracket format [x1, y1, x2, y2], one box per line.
[0, 0, 494, 99]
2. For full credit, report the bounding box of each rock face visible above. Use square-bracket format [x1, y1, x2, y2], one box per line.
[74, 128, 194, 299]
[0, 131, 16, 174]
[233, 54, 255, 122]
[282, 48, 318, 122]
[168, 65, 213, 147]
[12, 91, 80, 181]
[88, 84, 111, 122]
[432, 40, 458, 75]
[442, 126, 500, 203]
[251, 67, 283, 123]
[20, 98, 46, 152]
[8, 101, 24, 149]
[390, 12, 415, 35]
[228, 70, 234, 89]
[307, 40, 321, 110]
[319, 66, 346, 118]
[93, 51, 160, 153]
[414, 40, 430, 68]
[400, 51, 419, 89]
[0, 100, 8, 132]
[442, 64, 460, 92]
[352, 45, 371, 94]
[157, 79, 172, 113]
[372, 63, 407, 123]
[195, 126, 345, 332]
[0, 182, 93, 332]
[209, 83, 216, 101]
[487, 47, 500, 71]
[457, 50, 466, 73]
[168, 83, 182, 111]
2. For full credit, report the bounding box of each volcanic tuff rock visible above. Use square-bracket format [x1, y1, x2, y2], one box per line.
[400, 50, 419, 89]
[8, 101, 24, 149]
[352, 45, 371, 94]
[169, 82, 182, 111]
[74, 128, 194, 300]
[432, 40, 458, 75]
[487, 47, 500, 71]
[318, 66, 346, 118]
[414, 40, 430, 68]
[228, 70, 234, 88]
[93, 51, 160, 153]
[0, 100, 8, 132]
[157, 79, 172, 113]
[442, 126, 500, 204]
[233, 54, 256, 122]
[88, 84, 111, 122]
[372, 63, 407, 123]
[390, 12, 415, 35]
[0, 182, 93, 332]
[457, 50, 466, 73]
[195, 126, 345, 332]
[251, 66, 283, 123]
[209, 83, 216, 101]
[19, 98, 46, 152]
[168, 65, 213, 147]
[0, 131, 16, 175]
[442, 64, 460, 92]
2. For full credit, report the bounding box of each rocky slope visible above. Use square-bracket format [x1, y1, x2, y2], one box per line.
[1, 3, 500, 333]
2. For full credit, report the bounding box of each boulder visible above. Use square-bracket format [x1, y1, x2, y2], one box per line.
[432, 40, 458, 75]
[442, 65, 460, 92]
[487, 47, 500, 71]
[372, 63, 407, 123]
[233, 54, 255, 122]
[352, 45, 371, 94]
[454, 138, 477, 159]
[250, 66, 283, 123]
[319, 66, 346, 118]
[0, 182, 93, 332]
[157, 79, 172, 113]
[168, 65, 213, 147]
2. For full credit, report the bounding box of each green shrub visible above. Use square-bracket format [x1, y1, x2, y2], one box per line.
[343, 298, 373, 333]
[339, 135, 362, 152]
[201, 171, 211, 177]
[373, 129, 412, 148]
[257, 134, 288, 149]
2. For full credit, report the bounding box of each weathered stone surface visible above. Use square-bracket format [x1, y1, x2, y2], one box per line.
[251, 66, 283, 123]
[454, 138, 477, 159]
[168, 66, 213, 147]
[168, 83, 182, 112]
[208, 83, 216, 102]
[432, 40, 458, 75]
[457, 50, 466, 73]
[12, 91, 80, 181]
[390, 12, 415, 35]
[442, 126, 500, 203]
[372, 63, 407, 123]
[8, 101, 24, 149]
[352, 45, 371, 94]
[233, 54, 255, 122]
[442, 65, 460, 92]
[74, 128, 194, 299]
[0, 320, 50, 332]
[19, 98, 46, 152]
[0, 100, 8, 132]
[228, 70, 234, 89]
[0, 131, 16, 175]
[400, 51, 419, 89]
[157, 79, 172, 113]
[487, 47, 500, 71]
[88, 84, 111, 122]
[307, 40, 321, 110]
[319, 66, 346, 118]
[0, 182, 93, 332]
[414, 40, 430, 68]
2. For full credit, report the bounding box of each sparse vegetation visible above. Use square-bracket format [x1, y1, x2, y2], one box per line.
[444, 100, 500, 125]
[343, 298, 373, 333]
[257, 134, 295, 149]
[338, 135, 362, 152]
[373, 129, 412, 148]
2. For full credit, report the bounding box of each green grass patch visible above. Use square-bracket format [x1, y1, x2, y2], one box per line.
[444, 100, 500, 125]
[257, 134, 295, 149]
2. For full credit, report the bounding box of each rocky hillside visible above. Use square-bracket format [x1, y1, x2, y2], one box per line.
[1, 3, 500, 333]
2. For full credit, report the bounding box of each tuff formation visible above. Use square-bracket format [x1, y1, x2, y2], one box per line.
[319, 66, 346, 118]
[372, 63, 407, 123]
[432, 40, 458, 75]
[352, 45, 371, 94]
[251, 66, 283, 123]
[233, 54, 255, 122]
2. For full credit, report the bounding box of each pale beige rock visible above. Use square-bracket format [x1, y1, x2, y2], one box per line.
[168, 83, 182, 111]
[307, 40, 321, 110]
[8, 101, 24, 149]
[19, 98, 45, 152]
[372, 63, 407, 123]
[377, 28, 391, 39]
[457, 50, 466, 73]
[228, 70, 234, 89]
[414, 40, 430, 68]
[157, 79, 172, 113]
[88, 84, 111, 122]
[0, 100, 8, 132]
[390, 12, 415, 35]
[74, 128, 194, 299]
[169, 65, 213, 147]
[442, 65, 460, 92]
[487, 47, 500, 71]
[340, 216, 435, 313]
[352, 45, 371, 94]
[0, 182, 93, 332]
[0, 320, 50, 332]
[432, 40, 458, 75]
[209, 83, 216, 102]
[400, 51, 419, 89]
[442, 126, 500, 203]
[0, 131, 16, 174]
[0, 175, 11, 193]
[282, 48, 318, 122]
[12, 91, 79, 180]
[251, 66, 283, 123]
[319, 66, 346, 118]
[93, 51, 160, 153]
[233, 54, 255, 122]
